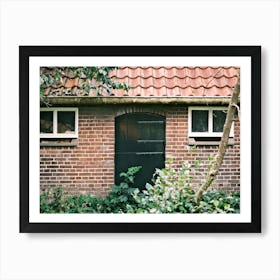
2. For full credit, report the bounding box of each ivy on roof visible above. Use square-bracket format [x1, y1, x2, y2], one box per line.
[40, 67, 130, 99]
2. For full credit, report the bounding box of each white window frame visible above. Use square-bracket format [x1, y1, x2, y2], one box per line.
[40, 107, 79, 138]
[188, 106, 234, 137]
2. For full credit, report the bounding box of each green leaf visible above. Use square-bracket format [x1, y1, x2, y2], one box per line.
[213, 200, 219, 207]
[193, 196, 199, 205]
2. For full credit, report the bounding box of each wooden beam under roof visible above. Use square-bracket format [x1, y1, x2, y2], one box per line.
[41, 96, 239, 107]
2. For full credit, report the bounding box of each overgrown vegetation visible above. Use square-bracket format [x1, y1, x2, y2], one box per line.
[40, 160, 240, 214]
[127, 158, 239, 214]
[40, 67, 130, 101]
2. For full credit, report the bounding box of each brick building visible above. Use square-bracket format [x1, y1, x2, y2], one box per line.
[40, 67, 240, 196]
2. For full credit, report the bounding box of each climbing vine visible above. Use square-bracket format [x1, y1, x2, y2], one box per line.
[40, 67, 130, 99]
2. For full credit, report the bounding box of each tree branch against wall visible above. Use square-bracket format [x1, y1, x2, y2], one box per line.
[196, 71, 240, 201]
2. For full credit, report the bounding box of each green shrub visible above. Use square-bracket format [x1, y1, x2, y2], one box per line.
[197, 190, 240, 213]
[40, 166, 142, 214]
[95, 166, 142, 213]
[40, 187, 103, 213]
[127, 159, 195, 213]
[127, 159, 240, 214]
[40, 161, 240, 214]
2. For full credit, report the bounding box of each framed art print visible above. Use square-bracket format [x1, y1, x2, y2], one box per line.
[19, 46, 261, 233]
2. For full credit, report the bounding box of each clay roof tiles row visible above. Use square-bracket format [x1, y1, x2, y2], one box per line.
[41, 66, 239, 98]
[113, 67, 237, 79]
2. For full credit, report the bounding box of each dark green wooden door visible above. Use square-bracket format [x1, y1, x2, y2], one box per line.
[115, 113, 166, 189]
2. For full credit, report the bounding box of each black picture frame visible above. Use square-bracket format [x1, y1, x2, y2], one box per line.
[19, 46, 261, 233]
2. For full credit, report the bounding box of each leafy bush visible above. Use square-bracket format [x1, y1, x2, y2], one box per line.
[40, 187, 104, 213]
[94, 166, 142, 213]
[127, 159, 195, 213]
[40, 166, 141, 214]
[40, 161, 240, 214]
[127, 159, 240, 214]
[197, 190, 240, 213]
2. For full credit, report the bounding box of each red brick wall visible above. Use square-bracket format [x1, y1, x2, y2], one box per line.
[165, 106, 240, 192]
[40, 105, 240, 196]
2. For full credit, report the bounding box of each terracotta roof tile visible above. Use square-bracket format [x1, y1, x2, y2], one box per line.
[41, 66, 239, 98]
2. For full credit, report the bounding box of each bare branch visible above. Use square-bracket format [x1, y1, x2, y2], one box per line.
[196, 72, 240, 201]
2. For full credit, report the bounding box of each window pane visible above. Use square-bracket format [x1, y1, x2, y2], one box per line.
[57, 111, 75, 133]
[192, 110, 208, 132]
[40, 111, 53, 133]
[213, 110, 227, 132]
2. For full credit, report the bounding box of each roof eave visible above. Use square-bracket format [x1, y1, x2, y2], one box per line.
[41, 96, 238, 106]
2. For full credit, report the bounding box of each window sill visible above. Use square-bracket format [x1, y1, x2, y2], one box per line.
[40, 138, 78, 147]
[188, 137, 234, 146]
